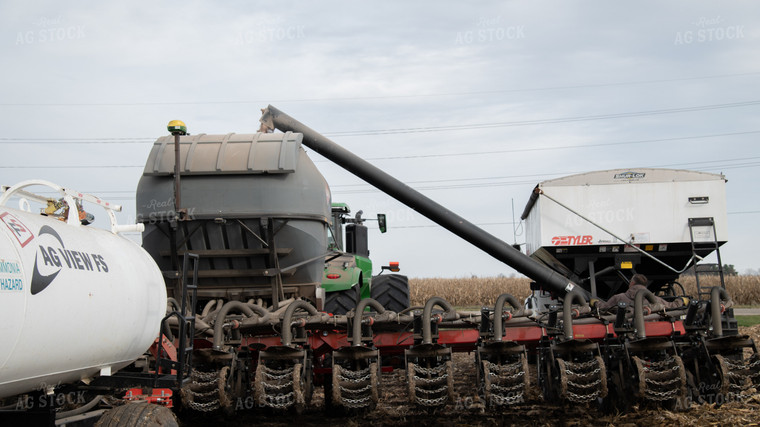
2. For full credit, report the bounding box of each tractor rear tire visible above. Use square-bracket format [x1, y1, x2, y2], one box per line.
[324, 285, 359, 315]
[95, 402, 177, 427]
[371, 274, 410, 313]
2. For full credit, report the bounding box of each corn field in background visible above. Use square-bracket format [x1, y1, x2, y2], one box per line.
[409, 275, 760, 307]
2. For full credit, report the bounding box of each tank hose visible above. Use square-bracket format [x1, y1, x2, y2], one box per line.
[492, 293, 520, 342]
[562, 290, 588, 339]
[633, 289, 661, 339]
[280, 301, 319, 347]
[710, 286, 732, 337]
[421, 297, 457, 345]
[212, 301, 270, 350]
[351, 298, 385, 347]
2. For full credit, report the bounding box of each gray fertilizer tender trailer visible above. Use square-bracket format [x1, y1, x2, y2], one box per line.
[137, 131, 332, 311]
[131, 109, 759, 419]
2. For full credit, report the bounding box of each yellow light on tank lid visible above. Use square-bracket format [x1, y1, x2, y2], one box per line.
[167, 120, 187, 135]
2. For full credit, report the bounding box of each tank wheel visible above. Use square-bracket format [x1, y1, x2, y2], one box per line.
[324, 285, 359, 315]
[370, 274, 410, 313]
[95, 402, 177, 427]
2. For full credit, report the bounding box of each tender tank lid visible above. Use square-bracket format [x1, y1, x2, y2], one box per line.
[537, 168, 726, 187]
[143, 131, 302, 175]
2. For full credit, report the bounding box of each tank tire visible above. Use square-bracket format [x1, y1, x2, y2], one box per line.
[370, 274, 410, 313]
[324, 285, 359, 315]
[95, 402, 177, 427]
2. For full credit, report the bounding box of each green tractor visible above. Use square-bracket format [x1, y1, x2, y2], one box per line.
[322, 203, 410, 314]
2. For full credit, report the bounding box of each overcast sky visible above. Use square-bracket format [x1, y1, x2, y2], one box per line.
[1, 1, 758, 278]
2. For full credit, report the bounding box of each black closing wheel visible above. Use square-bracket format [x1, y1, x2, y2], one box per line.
[324, 285, 359, 315]
[370, 274, 410, 313]
[95, 402, 178, 427]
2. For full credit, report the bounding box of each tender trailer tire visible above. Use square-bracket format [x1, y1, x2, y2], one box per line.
[370, 274, 410, 313]
[95, 402, 177, 427]
[324, 285, 359, 315]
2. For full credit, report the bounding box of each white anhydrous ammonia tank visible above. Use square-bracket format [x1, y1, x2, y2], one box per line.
[0, 183, 166, 399]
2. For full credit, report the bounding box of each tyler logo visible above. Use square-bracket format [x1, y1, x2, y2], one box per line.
[31, 226, 109, 295]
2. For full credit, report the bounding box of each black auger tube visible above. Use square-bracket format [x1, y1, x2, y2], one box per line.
[260, 105, 588, 300]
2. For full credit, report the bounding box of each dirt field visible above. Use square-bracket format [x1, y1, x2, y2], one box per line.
[184, 325, 760, 427]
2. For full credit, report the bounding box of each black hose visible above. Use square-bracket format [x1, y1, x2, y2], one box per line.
[212, 301, 269, 350]
[161, 319, 174, 342]
[55, 395, 104, 420]
[634, 289, 660, 339]
[280, 301, 319, 347]
[492, 293, 520, 342]
[351, 298, 386, 347]
[200, 299, 217, 318]
[710, 286, 731, 337]
[167, 297, 181, 314]
[421, 297, 457, 345]
[563, 291, 587, 339]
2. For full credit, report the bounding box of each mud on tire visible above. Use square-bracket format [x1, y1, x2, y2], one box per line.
[95, 402, 177, 427]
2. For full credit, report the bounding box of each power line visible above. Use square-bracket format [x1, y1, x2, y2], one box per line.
[0, 165, 142, 169]
[3, 103, 760, 145]
[1, 71, 758, 107]
[316, 130, 760, 163]
[322, 100, 760, 137]
[331, 159, 759, 194]
[0, 137, 154, 144]
[1, 128, 755, 168]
